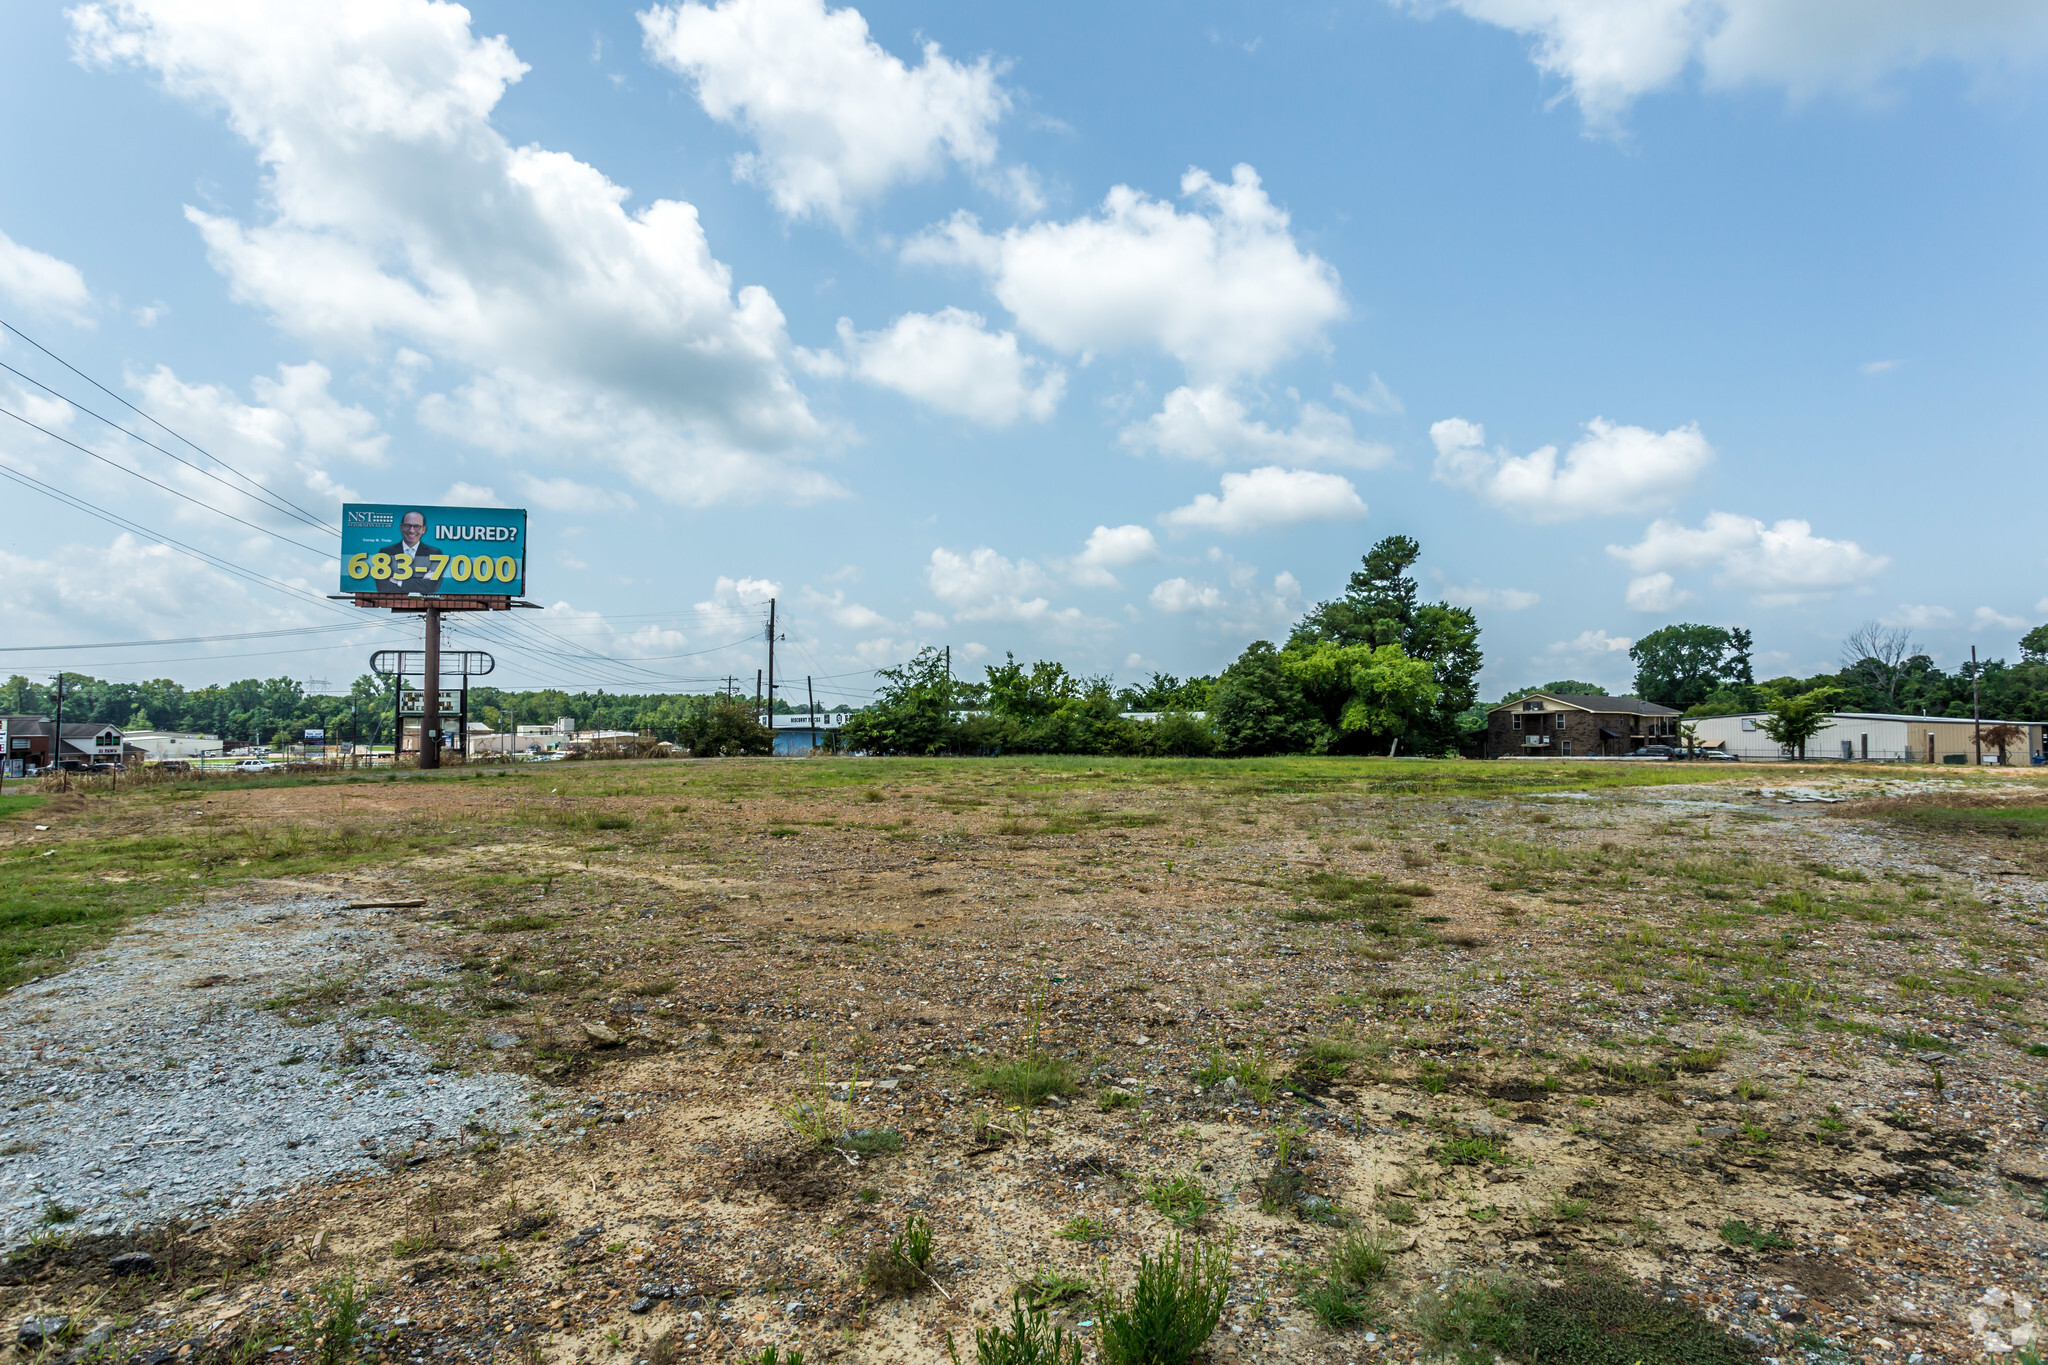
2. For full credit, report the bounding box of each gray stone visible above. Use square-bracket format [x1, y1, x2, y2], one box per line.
[17, 1316, 67, 1348]
[108, 1251, 153, 1275]
[485, 1033, 521, 1051]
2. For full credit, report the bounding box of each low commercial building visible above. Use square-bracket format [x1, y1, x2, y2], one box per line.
[0, 716, 126, 772]
[770, 713, 845, 755]
[1690, 712, 2045, 764]
[1483, 693, 1682, 758]
[123, 731, 225, 763]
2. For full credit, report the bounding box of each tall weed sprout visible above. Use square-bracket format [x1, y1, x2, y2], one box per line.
[1096, 1233, 1231, 1365]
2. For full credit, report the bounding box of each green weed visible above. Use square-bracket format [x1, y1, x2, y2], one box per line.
[1096, 1233, 1231, 1365]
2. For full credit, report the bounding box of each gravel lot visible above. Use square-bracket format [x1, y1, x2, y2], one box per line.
[0, 894, 534, 1249]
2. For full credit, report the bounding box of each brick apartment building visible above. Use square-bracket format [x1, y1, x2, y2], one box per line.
[1484, 692, 1682, 759]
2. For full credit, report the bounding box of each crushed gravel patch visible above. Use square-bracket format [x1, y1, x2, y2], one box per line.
[0, 894, 533, 1248]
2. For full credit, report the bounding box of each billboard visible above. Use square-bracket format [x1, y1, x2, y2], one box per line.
[340, 504, 527, 597]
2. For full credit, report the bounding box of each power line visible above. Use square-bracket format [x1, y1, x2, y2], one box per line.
[0, 455, 351, 613]
[0, 358, 334, 535]
[0, 401, 331, 555]
[0, 316, 335, 533]
[0, 622, 370, 652]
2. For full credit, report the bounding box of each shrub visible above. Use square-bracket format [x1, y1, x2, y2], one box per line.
[1096, 1234, 1231, 1365]
[975, 1056, 1076, 1108]
[294, 1273, 368, 1365]
[948, 1297, 1084, 1365]
[1145, 1172, 1212, 1227]
[1718, 1219, 1793, 1251]
[864, 1213, 936, 1295]
[835, 1127, 904, 1157]
[1300, 1228, 1392, 1331]
[1418, 1268, 1753, 1365]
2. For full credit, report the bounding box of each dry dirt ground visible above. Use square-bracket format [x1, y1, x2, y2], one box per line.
[1, 757, 2045, 1365]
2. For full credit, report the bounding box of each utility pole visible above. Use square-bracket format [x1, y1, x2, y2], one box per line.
[51, 672, 64, 780]
[944, 645, 951, 717]
[756, 669, 763, 726]
[421, 606, 442, 770]
[765, 597, 778, 726]
[807, 675, 816, 752]
[1972, 644, 1981, 765]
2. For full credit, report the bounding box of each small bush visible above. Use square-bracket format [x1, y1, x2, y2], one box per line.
[1301, 1278, 1370, 1329]
[1145, 1172, 1212, 1227]
[864, 1213, 937, 1295]
[1433, 1130, 1511, 1167]
[835, 1127, 904, 1157]
[948, 1297, 1084, 1365]
[1718, 1219, 1793, 1251]
[294, 1272, 368, 1365]
[38, 1200, 78, 1226]
[1096, 1233, 1231, 1365]
[976, 1056, 1077, 1108]
[1677, 1047, 1727, 1073]
[1418, 1268, 1753, 1365]
[1057, 1215, 1107, 1241]
[1098, 1088, 1138, 1112]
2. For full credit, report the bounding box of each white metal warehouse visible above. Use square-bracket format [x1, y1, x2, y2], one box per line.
[1689, 712, 2045, 764]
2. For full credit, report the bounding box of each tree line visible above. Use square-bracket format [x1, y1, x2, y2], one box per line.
[843, 536, 1483, 757]
[0, 673, 829, 753]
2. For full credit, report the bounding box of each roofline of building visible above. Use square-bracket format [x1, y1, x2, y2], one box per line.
[1699, 711, 2042, 726]
[1484, 692, 1679, 716]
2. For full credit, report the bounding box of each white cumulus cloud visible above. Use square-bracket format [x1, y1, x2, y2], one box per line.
[1397, 0, 2048, 133]
[1069, 523, 1158, 588]
[1431, 416, 1712, 521]
[0, 229, 91, 318]
[640, 0, 1009, 226]
[1149, 577, 1224, 613]
[1974, 606, 2027, 632]
[1160, 465, 1368, 535]
[1623, 571, 1687, 612]
[1544, 628, 1635, 658]
[906, 164, 1344, 383]
[127, 361, 387, 524]
[827, 308, 1062, 424]
[1121, 385, 1391, 468]
[925, 546, 1080, 625]
[74, 0, 833, 508]
[1608, 510, 1889, 605]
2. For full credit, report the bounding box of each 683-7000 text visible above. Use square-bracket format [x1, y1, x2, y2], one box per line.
[345, 552, 519, 585]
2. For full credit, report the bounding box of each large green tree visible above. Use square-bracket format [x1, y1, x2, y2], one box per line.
[1209, 642, 1325, 757]
[1629, 624, 1738, 710]
[1281, 642, 1440, 748]
[1289, 536, 1481, 754]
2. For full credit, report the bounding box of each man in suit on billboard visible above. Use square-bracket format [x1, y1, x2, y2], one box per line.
[376, 509, 442, 594]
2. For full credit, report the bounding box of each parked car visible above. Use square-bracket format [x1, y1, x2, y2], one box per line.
[232, 758, 282, 773]
[1702, 748, 1740, 760]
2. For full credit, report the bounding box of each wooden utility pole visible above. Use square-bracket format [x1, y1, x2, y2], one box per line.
[1972, 645, 1982, 765]
[51, 673, 64, 782]
[765, 597, 777, 728]
[807, 675, 816, 752]
[421, 606, 442, 770]
[756, 669, 763, 725]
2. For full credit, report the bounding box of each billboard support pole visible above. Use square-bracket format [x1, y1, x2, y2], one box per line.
[422, 606, 442, 771]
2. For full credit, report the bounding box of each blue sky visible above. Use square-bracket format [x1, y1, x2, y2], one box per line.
[1, 0, 2044, 707]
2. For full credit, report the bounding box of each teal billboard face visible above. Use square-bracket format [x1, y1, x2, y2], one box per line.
[340, 504, 527, 597]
